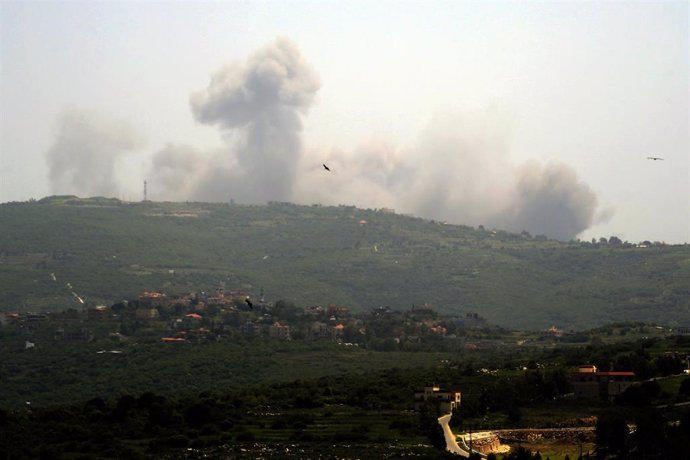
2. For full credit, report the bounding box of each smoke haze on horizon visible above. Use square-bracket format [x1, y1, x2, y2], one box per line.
[44, 39, 602, 241]
[46, 109, 144, 198]
[4, 2, 687, 244]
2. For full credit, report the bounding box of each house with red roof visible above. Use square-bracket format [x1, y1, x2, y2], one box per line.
[332, 323, 345, 339]
[161, 337, 186, 343]
[138, 291, 167, 308]
[572, 364, 636, 400]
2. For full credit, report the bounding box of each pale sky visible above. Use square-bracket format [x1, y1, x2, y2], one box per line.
[1, 0, 688, 243]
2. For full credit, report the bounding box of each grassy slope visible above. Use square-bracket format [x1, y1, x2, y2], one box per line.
[0, 335, 458, 408]
[1, 197, 688, 330]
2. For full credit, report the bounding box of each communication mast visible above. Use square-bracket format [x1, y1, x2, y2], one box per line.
[143, 180, 148, 202]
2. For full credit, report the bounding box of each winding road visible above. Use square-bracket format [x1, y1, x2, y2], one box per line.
[438, 414, 471, 457]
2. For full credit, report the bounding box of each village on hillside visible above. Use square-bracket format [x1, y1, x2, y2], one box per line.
[2, 288, 500, 348]
[5, 286, 690, 365]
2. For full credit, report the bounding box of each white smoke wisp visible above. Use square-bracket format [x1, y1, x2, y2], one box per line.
[400, 112, 516, 225]
[294, 142, 407, 210]
[148, 144, 211, 201]
[46, 109, 144, 197]
[184, 37, 321, 203]
[295, 111, 516, 222]
[295, 111, 600, 241]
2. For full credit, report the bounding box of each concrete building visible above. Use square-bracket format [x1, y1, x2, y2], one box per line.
[311, 321, 330, 338]
[414, 385, 462, 413]
[138, 291, 167, 308]
[135, 308, 159, 320]
[572, 364, 636, 400]
[269, 322, 290, 340]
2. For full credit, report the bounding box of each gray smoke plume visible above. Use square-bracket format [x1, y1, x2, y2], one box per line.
[487, 162, 597, 240]
[487, 161, 599, 240]
[46, 109, 143, 197]
[183, 37, 320, 203]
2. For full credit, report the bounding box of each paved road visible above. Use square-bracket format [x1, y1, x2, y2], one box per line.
[656, 400, 690, 409]
[438, 414, 470, 457]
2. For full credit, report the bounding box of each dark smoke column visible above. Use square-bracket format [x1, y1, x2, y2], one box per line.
[190, 38, 320, 203]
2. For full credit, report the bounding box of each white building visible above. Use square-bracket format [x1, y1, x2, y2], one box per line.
[414, 385, 462, 413]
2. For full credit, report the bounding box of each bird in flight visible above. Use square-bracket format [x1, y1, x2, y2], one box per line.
[245, 296, 253, 309]
[322, 163, 331, 171]
[647, 157, 664, 161]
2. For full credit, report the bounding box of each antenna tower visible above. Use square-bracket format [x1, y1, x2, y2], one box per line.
[143, 180, 148, 202]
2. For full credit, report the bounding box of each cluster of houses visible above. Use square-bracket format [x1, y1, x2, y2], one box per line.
[4, 288, 482, 347]
[6, 289, 690, 363]
[122, 290, 501, 345]
[130, 289, 357, 343]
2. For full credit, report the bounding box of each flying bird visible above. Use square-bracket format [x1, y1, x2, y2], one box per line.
[322, 163, 331, 171]
[245, 296, 253, 309]
[647, 157, 664, 161]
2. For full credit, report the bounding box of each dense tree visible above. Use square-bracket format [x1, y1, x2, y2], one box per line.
[418, 401, 446, 450]
[679, 377, 690, 397]
[596, 410, 629, 458]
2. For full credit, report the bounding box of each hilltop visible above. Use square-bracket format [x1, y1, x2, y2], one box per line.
[1, 196, 688, 329]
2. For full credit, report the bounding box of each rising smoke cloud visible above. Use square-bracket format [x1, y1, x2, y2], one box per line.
[46, 108, 143, 197]
[176, 37, 320, 203]
[149, 38, 320, 203]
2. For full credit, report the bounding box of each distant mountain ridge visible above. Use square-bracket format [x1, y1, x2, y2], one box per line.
[1, 196, 688, 330]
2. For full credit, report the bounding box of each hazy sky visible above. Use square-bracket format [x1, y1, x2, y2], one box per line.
[1, 1, 688, 243]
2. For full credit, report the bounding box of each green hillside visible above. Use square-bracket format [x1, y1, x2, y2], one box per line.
[1, 196, 688, 329]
